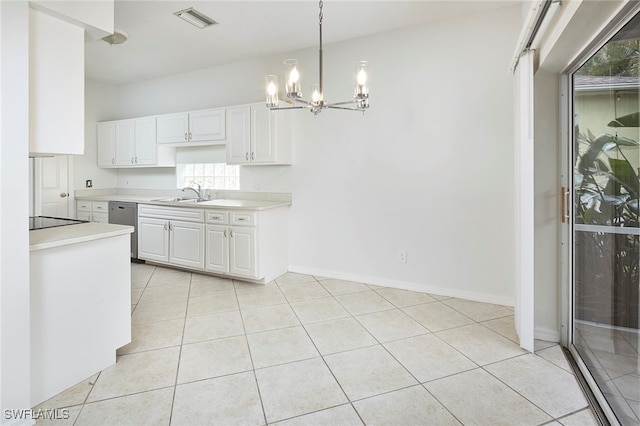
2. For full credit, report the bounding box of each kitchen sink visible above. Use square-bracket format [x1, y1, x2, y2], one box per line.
[151, 197, 200, 203]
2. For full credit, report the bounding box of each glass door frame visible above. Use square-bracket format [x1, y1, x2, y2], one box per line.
[561, 3, 640, 425]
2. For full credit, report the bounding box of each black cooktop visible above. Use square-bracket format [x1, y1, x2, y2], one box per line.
[29, 216, 88, 231]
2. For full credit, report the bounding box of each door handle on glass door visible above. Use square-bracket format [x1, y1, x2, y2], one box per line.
[561, 186, 570, 223]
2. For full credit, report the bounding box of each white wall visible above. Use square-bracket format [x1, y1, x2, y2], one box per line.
[1, 0, 32, 416]
[74, 80, 119, 191]
[85, 5, 522, 305]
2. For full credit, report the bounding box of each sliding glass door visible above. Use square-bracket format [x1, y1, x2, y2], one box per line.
[572, 12, 640, 425]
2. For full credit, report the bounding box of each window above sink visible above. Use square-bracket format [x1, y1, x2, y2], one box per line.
[175, 145, 240, 191]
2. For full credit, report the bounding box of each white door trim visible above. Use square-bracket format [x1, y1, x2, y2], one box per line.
[514, 49, 536, 352]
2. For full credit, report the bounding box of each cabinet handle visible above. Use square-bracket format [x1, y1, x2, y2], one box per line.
[131, 157, 134, 164]
[189, 132, 192, 140]
[112, 158, 115, 165]
[164, 223, 168, 231]
[230, 229, 234, 238]
[169, 223, 173, 231]
[251, 152, 255, 161]
[224, 229, 227, 238]
[237, 217, 247, 221]
[135, 156, 138, 164]
[245, 152, 249, 161]
[184, 132, 188, 141]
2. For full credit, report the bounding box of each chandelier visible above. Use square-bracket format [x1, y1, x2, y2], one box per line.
[265, 1, 369, 115]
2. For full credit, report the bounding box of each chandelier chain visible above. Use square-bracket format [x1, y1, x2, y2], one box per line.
[319, 0, 323, 25]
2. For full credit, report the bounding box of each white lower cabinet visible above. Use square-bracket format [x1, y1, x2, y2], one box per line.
[138, 205, 205, 269]
[205, 211, 258, 279]
[137, 217, 170, 263]
[76, 200, 108, 223]
[229, 226, 257, 278]
[139, 204, 287, 282]
[205, 224, 228, 274]
[170, 220, 205, 269]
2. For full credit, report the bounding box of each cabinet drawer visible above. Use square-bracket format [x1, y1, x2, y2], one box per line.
[92, 201, 109, 212]
[206, 211, 228, 224]
[77, 201, 91, 211]
[230, 212, 256, 226]
[138, 204, 205, 222]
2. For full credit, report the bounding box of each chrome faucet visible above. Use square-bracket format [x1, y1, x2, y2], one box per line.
[182, 183, 205, 201]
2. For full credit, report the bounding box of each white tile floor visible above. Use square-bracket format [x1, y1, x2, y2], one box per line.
[36, 264, 598, 425]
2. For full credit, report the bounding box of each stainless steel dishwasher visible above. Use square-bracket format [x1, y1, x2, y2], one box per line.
[108, 201, 139, 260]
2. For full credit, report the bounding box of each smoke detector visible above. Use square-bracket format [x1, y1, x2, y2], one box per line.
[102, 29, 129, 46]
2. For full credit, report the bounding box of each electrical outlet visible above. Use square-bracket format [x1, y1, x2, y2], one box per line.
[398, 250, 407, 263]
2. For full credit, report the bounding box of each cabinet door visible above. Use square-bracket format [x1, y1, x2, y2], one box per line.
[97, 122, 116, 167]
[229, 226, 258, 278]
[157, 113, 189, 144]
[189, 108, 225, 142]
[76, 211, 92, 221]
[115, 119, 135, 166]
[225, 106, 251, 164]
[92, 213, 109, 223]
[138, 217, 169, 263]
[205, 224, 229, 274]
[134, 117, 157, 165]
[251, 104, 277, 163]
[170, 221, 205, 270]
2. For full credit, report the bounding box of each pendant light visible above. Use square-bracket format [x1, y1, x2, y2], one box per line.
[265, 1, 369, 115]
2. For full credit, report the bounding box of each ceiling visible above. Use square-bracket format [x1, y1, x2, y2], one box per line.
[85, 1, 519, 86]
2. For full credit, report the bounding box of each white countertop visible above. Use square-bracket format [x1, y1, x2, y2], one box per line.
[30, 223, 133, 251]
[76, 194, 291, 211]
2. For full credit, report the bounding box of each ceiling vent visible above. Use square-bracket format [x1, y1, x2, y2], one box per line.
[174, 8, 218, 29]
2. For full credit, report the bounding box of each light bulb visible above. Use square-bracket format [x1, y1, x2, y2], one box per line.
[355, 61, 369, 98]
[284, 59, 301, 98]
[357, 68, 367, 85]
[289, 66, 299, 84]
[265, 75, 279, 107]
[311, 84, 322, 104]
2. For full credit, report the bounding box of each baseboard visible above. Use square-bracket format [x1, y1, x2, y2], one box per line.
[287, 265, 515, 307]
[534, 326, 560, 343]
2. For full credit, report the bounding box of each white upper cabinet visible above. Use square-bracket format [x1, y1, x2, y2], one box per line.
[190, 109, 225, 142]
[226, 103, 292, 165]
[134, 116, 158, 165]
[97, 122, 116, 167]
[156, 113, 189, 144]
[115, 120, 135, 166]
[29, 9, 84, 156]
[225, 106, 251, 164]
[157, 108, 225, 145]
[97, 117, 174, 168]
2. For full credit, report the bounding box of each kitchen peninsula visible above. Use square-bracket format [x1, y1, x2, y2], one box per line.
[30, 222, 133, 406]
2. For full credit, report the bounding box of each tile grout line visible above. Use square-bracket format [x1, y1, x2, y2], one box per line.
[289, 276, 367, 426]
[48, 267, 599, 425]
[167, 269, 193, 426]
[233, 277, 270, 426]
